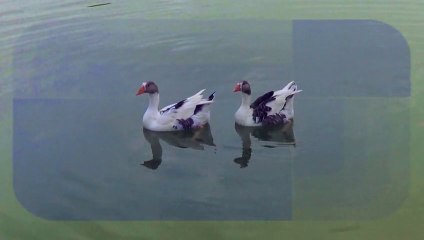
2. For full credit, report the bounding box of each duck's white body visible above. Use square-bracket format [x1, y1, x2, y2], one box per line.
[234, 81, 302, 127]
[235, 94, 260, 126]
[142, 88, 214, 131]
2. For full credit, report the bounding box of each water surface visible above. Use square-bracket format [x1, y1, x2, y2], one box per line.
[7, 5, 410, 220]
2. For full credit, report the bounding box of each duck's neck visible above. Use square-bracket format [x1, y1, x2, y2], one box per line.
[240, 93, 251, 109]
[147, 93, 160, 113]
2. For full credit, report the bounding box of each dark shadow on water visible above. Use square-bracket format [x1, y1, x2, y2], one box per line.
[234, 121, 295, 168]
[87, 3, 111, 8]
[142, 124, 215, 169]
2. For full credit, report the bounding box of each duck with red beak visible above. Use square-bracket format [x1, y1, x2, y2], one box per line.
[136, 81, 215, 131]
[233, 80, 302, 127]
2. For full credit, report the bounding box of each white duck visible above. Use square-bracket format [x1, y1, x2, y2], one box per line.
[137, 81, 215, 131]
[233, 80, 302, 127]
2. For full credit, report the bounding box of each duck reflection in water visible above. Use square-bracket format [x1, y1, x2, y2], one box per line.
[234, 120, 295, 168]
[142, 124, 215, 169]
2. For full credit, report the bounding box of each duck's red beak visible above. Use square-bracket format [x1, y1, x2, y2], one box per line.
[136, 85, 146, 95]
[233, 83, 241, 92]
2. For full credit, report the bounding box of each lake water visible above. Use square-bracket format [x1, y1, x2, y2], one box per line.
[3, 1, 410, 221]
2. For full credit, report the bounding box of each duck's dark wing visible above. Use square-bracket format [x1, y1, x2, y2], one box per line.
[250, 91, 274, 109]
[157, 90, 205, 126]
[159, 99, 186, 115]
[250, 91, 277, 123]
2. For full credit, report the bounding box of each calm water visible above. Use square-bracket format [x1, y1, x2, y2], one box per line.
[3, 1, 410, 221]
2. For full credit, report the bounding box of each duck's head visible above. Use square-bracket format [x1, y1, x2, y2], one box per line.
[233, 80, 251, 95]
[136, 81, 159, 95]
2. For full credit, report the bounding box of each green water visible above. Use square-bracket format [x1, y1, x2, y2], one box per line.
[1, 0, 423, 239]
